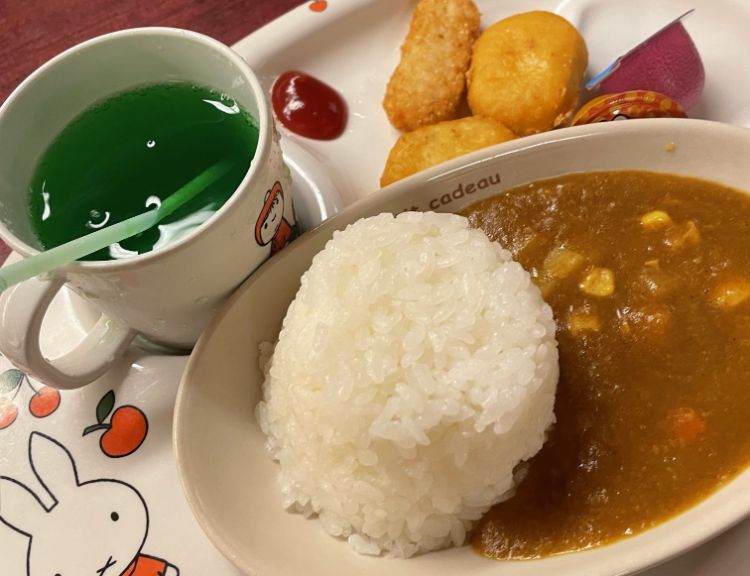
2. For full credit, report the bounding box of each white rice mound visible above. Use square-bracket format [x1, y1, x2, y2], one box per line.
[256, 212, 558, 558]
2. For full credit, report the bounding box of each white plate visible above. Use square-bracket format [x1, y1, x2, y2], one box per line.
[174, 120, 750, 575]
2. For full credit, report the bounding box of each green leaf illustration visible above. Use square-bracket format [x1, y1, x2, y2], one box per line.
[0, 369, 24, 396]
[96, 390, 116, 423]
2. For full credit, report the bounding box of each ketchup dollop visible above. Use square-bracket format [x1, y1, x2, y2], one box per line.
[271, 71, 347, 140]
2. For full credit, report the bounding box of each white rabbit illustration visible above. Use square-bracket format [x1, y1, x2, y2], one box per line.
[0, 432, 179, 576]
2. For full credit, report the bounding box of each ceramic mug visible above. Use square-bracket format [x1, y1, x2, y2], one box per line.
[0, 28, 294, 389]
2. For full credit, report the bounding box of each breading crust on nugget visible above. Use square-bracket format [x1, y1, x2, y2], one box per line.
[380, 116, 516, 186]
[468, 11, 588, 136]
[383, 0, 480, 132]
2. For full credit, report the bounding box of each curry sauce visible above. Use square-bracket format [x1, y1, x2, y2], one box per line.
[461, 171, 750, 559]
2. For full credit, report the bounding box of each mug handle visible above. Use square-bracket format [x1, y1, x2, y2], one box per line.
[0, 275, 136, 390]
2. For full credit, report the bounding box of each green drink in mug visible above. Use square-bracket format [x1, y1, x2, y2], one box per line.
[0, 28, 294, 389]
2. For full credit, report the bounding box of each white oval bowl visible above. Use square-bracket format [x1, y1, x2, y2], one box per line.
[174, 119, 750, 576]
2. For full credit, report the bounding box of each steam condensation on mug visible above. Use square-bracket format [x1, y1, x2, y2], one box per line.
[27, 82, 260, 261]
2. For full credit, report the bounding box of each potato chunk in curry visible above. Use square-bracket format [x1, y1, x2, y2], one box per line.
[579, 267, 615, 297]
[711, 278, 750, 310]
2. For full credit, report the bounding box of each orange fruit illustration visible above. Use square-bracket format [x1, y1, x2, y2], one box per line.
[29, 386, 61, 418]
[0, 368, 25, 430]
[0, 398, 18, 430]
[83, 390, 148, 458]
[100, 406, 148, 457]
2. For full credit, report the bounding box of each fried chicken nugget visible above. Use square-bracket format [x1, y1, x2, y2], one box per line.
[468, 11, 588, 136]
[384, 0, 480, 132]
[380, 116, 515, 186]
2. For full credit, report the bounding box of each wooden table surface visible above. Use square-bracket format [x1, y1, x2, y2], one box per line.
[0, 0, 308, 262]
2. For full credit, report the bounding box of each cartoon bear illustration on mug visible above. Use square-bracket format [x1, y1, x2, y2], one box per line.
[255, 181, 293, 256]
[0, 432, 179, 576]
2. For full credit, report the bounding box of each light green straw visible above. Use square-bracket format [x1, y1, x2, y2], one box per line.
[0, 158, 234, 293]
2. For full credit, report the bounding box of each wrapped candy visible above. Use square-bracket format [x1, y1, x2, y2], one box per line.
[572, 90, 686, 125]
